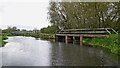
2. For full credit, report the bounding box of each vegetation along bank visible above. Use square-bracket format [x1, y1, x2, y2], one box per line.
[83, 34, 119, 55]
[0, 36, 8, 47]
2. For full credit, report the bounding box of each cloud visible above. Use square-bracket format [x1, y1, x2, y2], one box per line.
[0, 0, 51, 30]
[0, 8, 2, 12]
[0, 3, 4, 12]
[0, 0, 50, 3]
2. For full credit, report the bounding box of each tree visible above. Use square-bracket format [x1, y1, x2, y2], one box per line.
[12, 26, 17, 30]
[48, 2, 119, 31]
[40, 25, 59, 34]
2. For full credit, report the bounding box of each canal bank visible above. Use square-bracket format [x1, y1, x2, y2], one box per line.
[83, 34, 119, 55]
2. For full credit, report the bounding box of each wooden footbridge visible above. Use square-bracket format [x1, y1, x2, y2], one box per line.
[54, 28, 118, 45]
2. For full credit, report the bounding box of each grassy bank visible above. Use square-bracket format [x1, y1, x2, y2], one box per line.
[83, 34, 119, 55]
[11, 33, 35, 37]
[5, 33, 54, 39]
[0, 33, 54, 47]
[0, 36, 8, 47]
[39, 33, 54, 39]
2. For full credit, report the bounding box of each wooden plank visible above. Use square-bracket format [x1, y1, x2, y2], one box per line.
[59, 31, 107, 34]
[55, 34, 108, 38]
[80, 36, 83, 46]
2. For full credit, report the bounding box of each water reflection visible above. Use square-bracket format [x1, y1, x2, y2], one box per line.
[50, 42, 118, 66]
[0, 36, 118, 66]
[1, 36, 51, 66]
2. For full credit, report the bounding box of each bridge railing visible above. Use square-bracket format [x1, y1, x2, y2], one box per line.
[57, 28, 118, 34]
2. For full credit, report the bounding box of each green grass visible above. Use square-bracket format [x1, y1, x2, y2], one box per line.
[0, 36, 8, 47]
[83, 34, 119, 55]
[2, 36, 8, 40]
[3, 33, 13, 36]
[2, 32, 55, 39]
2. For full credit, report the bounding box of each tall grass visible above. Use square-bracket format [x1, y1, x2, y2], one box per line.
[83, 34, 119, 55]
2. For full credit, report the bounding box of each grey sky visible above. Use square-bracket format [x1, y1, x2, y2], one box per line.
[0, 0, 51, 30]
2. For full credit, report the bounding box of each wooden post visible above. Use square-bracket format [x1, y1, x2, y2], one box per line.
[53, 39, 56, 42]
[65, 36, 68, 40]
[65, 36, 68, 44]
[53, 34, 56, 39]
[73, 36, 75, 40]
[80, 36, 83, 46]
[53, 34, 56, 42]
[65, 39, 68, 45]
[72, 36, 75, 45]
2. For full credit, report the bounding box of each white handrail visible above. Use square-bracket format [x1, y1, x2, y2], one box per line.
[59, 28, 118, 34]
[62, 28, 111, 31]
[105, 28, 111, 34]
[111, 28, 118, 34]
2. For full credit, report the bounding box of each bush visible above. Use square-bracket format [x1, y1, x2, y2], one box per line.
[40, 25, 59, 34]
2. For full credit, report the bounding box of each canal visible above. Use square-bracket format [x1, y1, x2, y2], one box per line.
[0, 36, 118, 66]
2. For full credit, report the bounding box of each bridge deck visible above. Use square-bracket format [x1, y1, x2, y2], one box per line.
[55, 34, 108, 38]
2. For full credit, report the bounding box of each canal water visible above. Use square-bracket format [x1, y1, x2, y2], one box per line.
[0, 36, 118, 66]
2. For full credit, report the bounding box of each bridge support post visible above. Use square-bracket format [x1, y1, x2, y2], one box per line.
[73, 36, 75, 40]
[53, 34, 55, 39]
[65, 39, 68, 45]
[65, 36, 68, 40]
[53, 34, 56, 39]
[65, 36, 68, 44]
[80, 36, 83, 46]
[53, 39, 56, 42]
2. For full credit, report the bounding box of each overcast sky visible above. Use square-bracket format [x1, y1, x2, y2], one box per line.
[0, 0, 51, 30]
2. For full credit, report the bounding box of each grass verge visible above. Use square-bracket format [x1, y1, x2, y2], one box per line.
[83, 34, 119, 55]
